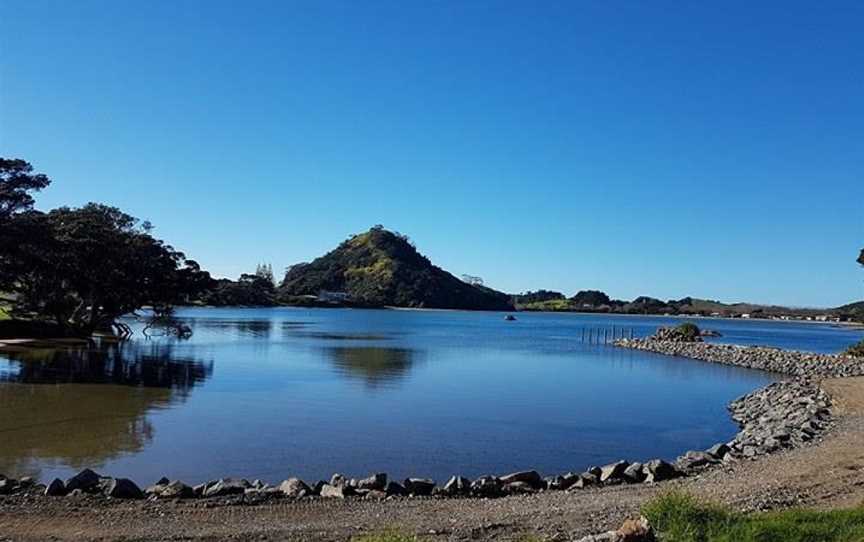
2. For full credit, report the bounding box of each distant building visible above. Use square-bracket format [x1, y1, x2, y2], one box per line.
[741, 313, 751, 319]
[318, 290, 351, 303]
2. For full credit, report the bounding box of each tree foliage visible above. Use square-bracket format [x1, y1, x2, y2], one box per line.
[280, 227, 513, 310]
[0, 158, 214, 335]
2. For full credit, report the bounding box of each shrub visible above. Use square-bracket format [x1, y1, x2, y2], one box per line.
[845, 340, 864, 358]
[675, 322, 702, 341]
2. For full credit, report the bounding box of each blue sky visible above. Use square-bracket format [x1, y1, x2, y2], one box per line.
[1, 1, 861, 307]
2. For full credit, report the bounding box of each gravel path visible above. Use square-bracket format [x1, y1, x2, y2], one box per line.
[2, 376, 864, 542]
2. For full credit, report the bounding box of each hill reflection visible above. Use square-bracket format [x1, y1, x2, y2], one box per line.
[324, 346, 421, 388]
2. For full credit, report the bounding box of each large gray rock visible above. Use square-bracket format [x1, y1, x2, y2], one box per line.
[403, 478, 435, 496]
[676, 451, 718, 471]
[330, 473, 347, 487]
[203, 478, 250, 498]
[442, 475, 471, 496]
[545, 472, 579, 491]
[357, 473, 387, 491]
[319, 483, 351, 499]
[65, 468, 102, 493]
[706, 443, 731, 460]
[503, 481, 537, 495]
[471, 476, 503, 497]
[152, 480, 194, 499]
[278, 478, 310, 498]
[0, 478, 12, 495]
[45, 479, 66, 496]
[599, 461, 630, 484]
[498, 470, 543, 489]
[385, 481, 406, 496]
[623, 462, 645, 483]
[642, 459, 680, 483]
[106, 478, 144, 499]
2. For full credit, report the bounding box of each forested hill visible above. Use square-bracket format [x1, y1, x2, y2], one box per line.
[279, 227, 514, 311]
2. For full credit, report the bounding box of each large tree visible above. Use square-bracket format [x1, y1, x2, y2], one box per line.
[1, 158, 213, 335]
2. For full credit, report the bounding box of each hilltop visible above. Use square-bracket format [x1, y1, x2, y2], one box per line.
[279, 226, 514, 311]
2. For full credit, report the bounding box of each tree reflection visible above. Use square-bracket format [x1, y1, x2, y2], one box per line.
[0, 341, 213, 479]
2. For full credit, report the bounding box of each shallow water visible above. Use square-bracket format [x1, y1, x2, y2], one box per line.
[1, 308, 861, 485]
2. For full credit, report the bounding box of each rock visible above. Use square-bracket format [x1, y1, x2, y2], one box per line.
[569, 472, 598, 490]
[106, 478, 144, 499]
[319, 483, 351, 499]
[155, 480, 194, 499]
[45, 478, 66, 496]
[586, 466, 602, 478]
[574, 532, 620, 542]
[203, 478, 250, 498]
[330, 473, 347, 487]
[442, 475, 471, 496]
[385, 481, 406, 496]
[311, 480, 327, 495]
[617, 516, 655, 542]
[0, 479, 12, 495]
[357, 473, 387, 491]
[65, 468, 102, 493]
[503, 481, 536, 495]
[365, 489, 387, 500]
[499, 470, 543, 489]
[623, 462, 645, 483]
[545, 473, 579, 491]
[403, 478, 435, 496]
[155, 477, 170, 486]
[600, 460, 630, 484]
[642, 459, 681, 483]
[278, 478, 310, 499]
[18, 476, 34, 487]
[706, 442, 731, 460]
[471, 476, 503, 497]
[676, 451, 718, 471]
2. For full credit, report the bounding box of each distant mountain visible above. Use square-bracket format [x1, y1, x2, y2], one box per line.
[279, 226, 514, 311]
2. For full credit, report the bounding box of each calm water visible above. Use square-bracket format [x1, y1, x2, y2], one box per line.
[1, 308, 861, 485]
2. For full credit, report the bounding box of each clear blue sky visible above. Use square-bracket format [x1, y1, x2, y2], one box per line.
[1, 1, 862, 307]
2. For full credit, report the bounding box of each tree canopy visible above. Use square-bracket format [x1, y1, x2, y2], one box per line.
[0, 158, 213, 335]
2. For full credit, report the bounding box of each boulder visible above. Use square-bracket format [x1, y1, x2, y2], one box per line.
[568, 473, 598, 490]
[600, 460, 630, 484]
[357, 473, 387, 491]
[330, 473, 347, 487]
[0, 479, 12, 495]
[442, 475, 471, 496]
[364, 489, 387, 500]
[106, 478, 144, 499]
[471, 476, 503, 497]
[385, 481, 406, 496]
[617, 516, 655, 542]
[676, 451, 718, 471]
[319, 483, 350, 499]
[154, 477, 170, 486]
[65, 468, 102, 493]
[503, 481, 536, 495]
[45, 478, 66, 497]
[18, 476, 34, 487]
[706, 443, 731, 460]
[155, 480, 194, 499]
[499, 470, 543, 489]
[203, 478, 250, 498]
[311, 480, 327, 495]
[278, 478, 310, 499]
[642, 459, 680, 483]
[623, 462, 645, 483]
[403, 478, 435, 496]
[545, 473, 579, 491]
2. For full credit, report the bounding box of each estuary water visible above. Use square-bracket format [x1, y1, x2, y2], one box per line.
[1, 308, 861, 485]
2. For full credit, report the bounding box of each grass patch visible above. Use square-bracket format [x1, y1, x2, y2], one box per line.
[845, 339, 864, 358]
[643, 491, 864, 541]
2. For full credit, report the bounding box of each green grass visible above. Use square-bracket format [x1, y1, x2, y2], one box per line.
[643, 492, 864, 542]
[845, 339, 864, 358]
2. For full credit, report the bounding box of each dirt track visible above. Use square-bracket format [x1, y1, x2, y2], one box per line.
[2, 377, 864, 541]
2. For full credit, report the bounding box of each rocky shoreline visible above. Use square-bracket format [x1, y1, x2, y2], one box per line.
[0, 341, 845, 510]
[615, 338, 864, 377]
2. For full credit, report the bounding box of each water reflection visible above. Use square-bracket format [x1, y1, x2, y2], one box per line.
[187, 318, 276, 338]
[0, 342, 212, 393]
[325, 346, 420, 388]
[0, 341, 213, 478]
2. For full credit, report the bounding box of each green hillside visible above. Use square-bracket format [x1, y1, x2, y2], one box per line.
[279, 227, 514, 311]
